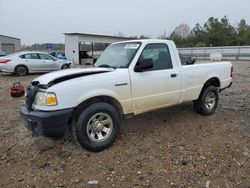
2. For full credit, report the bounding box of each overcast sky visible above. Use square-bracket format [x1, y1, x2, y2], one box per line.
[0, 0, 249, 44]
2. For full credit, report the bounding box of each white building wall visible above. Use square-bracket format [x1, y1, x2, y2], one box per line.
[0, 35, 21, 54]
[65, 35, 79, 64]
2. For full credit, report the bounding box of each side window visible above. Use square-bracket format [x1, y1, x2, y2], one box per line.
[39, 54, 54, 60]
[20, 53, 39, 59]
[137, 44, 172, 71]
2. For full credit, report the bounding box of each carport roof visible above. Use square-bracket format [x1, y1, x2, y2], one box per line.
[64, 32, 134, 41]
[0, 34, 20, 40]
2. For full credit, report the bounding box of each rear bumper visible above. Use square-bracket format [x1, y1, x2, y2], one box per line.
[0, 65, 14, 73]
[20, 105, 73, 137]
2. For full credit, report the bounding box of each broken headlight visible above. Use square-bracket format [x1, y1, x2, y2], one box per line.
[34, 92, 57, 106]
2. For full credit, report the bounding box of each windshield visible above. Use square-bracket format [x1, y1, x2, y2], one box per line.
[94, 42, 141, 68]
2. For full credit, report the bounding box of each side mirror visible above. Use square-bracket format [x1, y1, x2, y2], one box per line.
[134, 58, 153, 72]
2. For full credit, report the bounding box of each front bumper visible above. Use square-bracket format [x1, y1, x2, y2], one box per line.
[20, 105, 73, 138]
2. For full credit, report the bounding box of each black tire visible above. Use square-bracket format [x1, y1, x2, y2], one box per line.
[193, 85, 219, 115]
[74, 102, 121, 152]
[193, 99, 202, 114]
[14, 65, 28, 76]
[61, 64, 69, 69]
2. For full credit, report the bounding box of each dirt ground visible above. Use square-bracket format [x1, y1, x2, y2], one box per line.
[0, 61, 249, 188]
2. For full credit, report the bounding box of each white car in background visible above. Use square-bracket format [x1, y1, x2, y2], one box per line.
[0, 51, 6, 57]
[210, 51, 223, 61]
[0, 51, 72, 76]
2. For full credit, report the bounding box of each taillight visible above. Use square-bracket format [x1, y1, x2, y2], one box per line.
[230, 66, 233, 77]
[0, 59, 11, 64]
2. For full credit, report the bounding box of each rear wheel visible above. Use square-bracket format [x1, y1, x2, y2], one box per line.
[14, 65, 28, 76]
[73, 102, 121, 152]
[193, 85, 219, 115]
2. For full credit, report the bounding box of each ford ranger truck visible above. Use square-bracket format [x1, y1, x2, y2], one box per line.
[20, 39, 233, 152]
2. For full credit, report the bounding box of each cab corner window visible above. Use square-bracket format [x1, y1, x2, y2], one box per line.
[137, 43, 172, 71]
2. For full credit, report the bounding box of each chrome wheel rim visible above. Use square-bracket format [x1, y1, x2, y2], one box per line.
[86, 112, 113, 142]
[205, 92, 216, 110]
[16, 66, 27, 76]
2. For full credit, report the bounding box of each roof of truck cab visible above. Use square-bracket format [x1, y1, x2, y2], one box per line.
[113, 39, 172, 44]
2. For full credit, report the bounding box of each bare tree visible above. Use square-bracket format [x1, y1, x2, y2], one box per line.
[116, 31, 125, 37]
[173, 23, 190, 39]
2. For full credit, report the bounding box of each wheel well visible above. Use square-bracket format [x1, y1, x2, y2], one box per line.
[74, 96, 124, 120]
[15, 65, 29, 73]
[198, 77, 220, 98]
[204, 77, 220, 88]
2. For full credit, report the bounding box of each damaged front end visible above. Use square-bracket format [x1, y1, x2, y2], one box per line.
[20, 68, 112, 138]
[20, 81, 71, 138]
[25, 82, 40, 111]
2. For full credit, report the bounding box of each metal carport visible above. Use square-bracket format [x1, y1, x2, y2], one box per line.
[64, 33, 133, 64]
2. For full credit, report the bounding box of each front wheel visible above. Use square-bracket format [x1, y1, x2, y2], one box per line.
[193, 85, 219, 115]
[74, 102, 121, 152]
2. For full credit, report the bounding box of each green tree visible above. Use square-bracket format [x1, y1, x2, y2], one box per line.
[195, 42, 206, 47]
[202, 16, 238, 46]
[237, 19, 250, 45]
[190, 23, 207, 46]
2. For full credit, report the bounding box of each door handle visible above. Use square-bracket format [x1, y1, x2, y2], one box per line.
[171, 73, 177, 78]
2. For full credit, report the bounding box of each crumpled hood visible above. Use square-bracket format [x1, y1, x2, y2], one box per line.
[32, 67, 114, 87]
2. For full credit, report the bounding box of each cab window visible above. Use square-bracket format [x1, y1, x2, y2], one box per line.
[137, 43, 172, 71]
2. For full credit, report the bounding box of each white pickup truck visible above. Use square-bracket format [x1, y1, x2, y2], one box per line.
[20, 39, 233, 152]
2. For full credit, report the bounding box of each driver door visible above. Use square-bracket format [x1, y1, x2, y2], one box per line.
[20, 53, 41, 72]
[38, 53, 59, 71]
[129, 43, 181, 114]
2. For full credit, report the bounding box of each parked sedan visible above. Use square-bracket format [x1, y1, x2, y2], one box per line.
[0, 51, 6, 57]
[0, 51, 72, 76]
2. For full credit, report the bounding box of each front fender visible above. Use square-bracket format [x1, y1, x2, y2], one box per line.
[75, 89, 121, 107]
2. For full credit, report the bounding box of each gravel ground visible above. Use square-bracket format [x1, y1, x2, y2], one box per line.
[0, 61, 249, 188]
